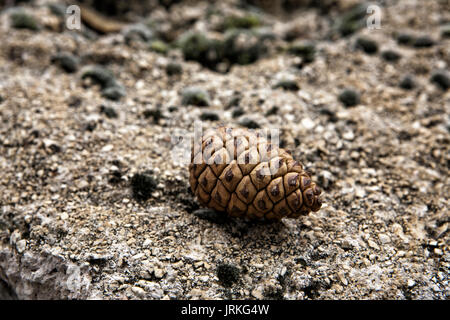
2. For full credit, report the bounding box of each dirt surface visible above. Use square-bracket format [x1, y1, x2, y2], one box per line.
[0, 0, 448, 299]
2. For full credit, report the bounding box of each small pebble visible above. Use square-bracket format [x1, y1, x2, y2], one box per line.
[317, 170, 335, 190]
[99, 105, 118, 119]
[301, 118, 315, 130]
[378, 234, 391, 244]
[239, 118, 260, 129]
[397, 33, 414, 46]
[441, 24, 450, 38]
[338, 88, 360, 107]
[154, 268, 165, 279]
[199, 112, 220, 121]
[84, 121, 97, 132]
[367, 239, 380, 250]
[355, 37, 378, 54]
[343, 130, 355, 141]
[232, 107, 245, 118]
[192, 208, 228, 224]
[399, 75, 416, 90]
[273, 79, 299, 91]
[265, 106, 279, 116]
[131, 286, 146, 298]
[67, 96, 82, 108]
[16, 239, 26, 253]
[319, 107, 338, 122]
[413, 35, 435, 48]
[227, 95, 241, 109]
[251, 287, 264, 299]
[381, 50, 401, 62]
[430, 71, 450, 90]
[143, 109, 163, 123]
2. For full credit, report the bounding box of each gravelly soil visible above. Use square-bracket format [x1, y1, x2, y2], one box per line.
[0, 0, 448, 299]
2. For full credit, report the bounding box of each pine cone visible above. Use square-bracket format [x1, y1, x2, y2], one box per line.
[189, 127, 322, 220]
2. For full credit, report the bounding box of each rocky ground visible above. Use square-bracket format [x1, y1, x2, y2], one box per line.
[0, 0, 449, 299]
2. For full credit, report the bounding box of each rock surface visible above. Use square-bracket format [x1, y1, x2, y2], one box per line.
[0, 0, 448, 299]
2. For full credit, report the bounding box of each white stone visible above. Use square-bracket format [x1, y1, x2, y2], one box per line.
[16, 239, 26, 253]
[251, 287, 264, 300]
[301, 118, 315, 130]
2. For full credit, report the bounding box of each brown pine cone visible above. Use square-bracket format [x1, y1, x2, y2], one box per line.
[189, 127, 322, 220]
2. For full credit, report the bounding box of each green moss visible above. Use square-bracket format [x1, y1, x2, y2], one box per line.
[335, 3, 368, 37]
[81, 65, 126, 101]
[149, 40, 169, 54]
[223, 29, 265, 65]
[166, 62, 182, 76]
[10, 10, 40, 31]
[101, 85, 126, 101]
[177, 28, 269, 70]
[181, 87, 211, 107]
[51, 52, 80, 73]
[287, 41, 316, 63]
[178, 31, 211, 61]
[253, 27, 277, 41]
[123, 24, 155, 44]
[81, 65, 117, 89]
[131, 173, 157, 201]
[216, 264, 240, 287]
[177, 31, 225, 70]
[221, 14, 262, 32]
[48, 3, 66, 17]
